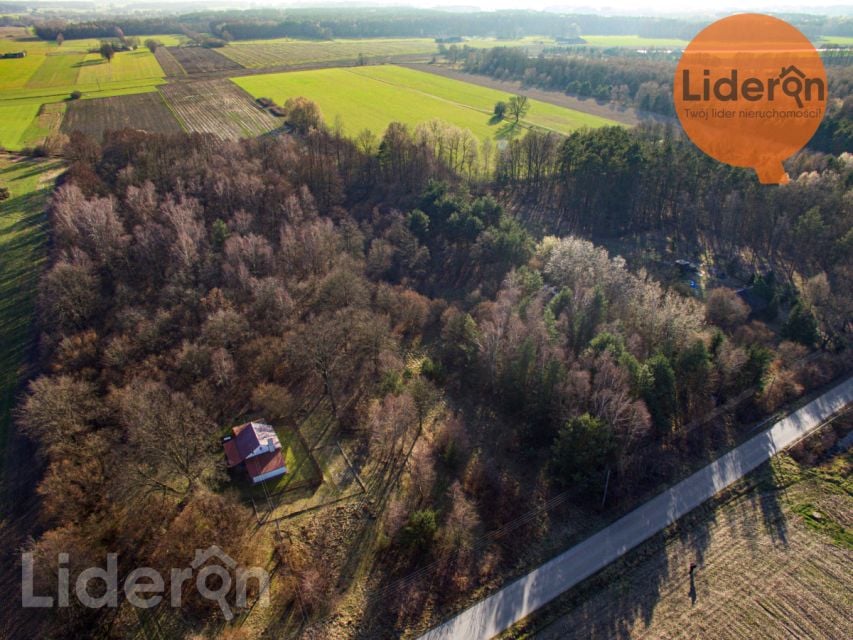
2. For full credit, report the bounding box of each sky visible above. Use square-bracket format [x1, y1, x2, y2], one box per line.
[32, 0, 853, 17]
[46, 0, 853, 11]
[279, 0, 853, 12]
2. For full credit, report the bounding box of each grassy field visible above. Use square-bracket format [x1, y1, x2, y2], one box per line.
[0, 155, 63, 474]
[218, 36, 575, 70]
[233, 65, 619, 141]
[504, 436, 853, 640]
[77, 49, 165, 85]
[0, 103, 45, 149]
[579, 34, 690, 48]
[24, 52, 85, 88]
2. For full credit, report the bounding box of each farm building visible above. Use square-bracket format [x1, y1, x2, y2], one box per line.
[2, 51, 26, 58]
[736, 286, 771, 315]
[223, 420, 288, 484]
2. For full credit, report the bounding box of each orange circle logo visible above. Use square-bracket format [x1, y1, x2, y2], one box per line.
[674, 14, 827, 184]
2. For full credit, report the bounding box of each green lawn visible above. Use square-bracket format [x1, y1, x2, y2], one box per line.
[233, 64, 619, 141]
[580, 35, 689, 48]
[0, 155, 63, 473]
[237, 424, 322, 500]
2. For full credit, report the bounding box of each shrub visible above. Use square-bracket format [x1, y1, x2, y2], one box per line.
[782, 302, 819, 347]
[705, 287, 749, 330]
[401, 509, 437, 551]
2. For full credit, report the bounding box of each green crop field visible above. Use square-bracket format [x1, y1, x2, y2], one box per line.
[219, 36, 564, 69]
[0, 155, 63, 475]
[220, 37, 439, 69]
[77, 49, 165, 85]
[233, 65, 619, 142]
[579, 35, 689, 48]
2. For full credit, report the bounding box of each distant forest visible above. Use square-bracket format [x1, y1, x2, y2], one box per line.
[458, 46, 853, 154]
[23, 8, 853, 42]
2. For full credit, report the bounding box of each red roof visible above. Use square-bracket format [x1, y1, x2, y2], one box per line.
[223, 439, 242, 467]
[232, 421, 281, 459]
[245, 450, 287, 480]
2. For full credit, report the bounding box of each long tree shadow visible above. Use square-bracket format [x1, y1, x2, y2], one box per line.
[72, 59, 105, 68]
[495, 120, 523, 140]
[529, 392, 836, 640]
[410, 386, 823, 640]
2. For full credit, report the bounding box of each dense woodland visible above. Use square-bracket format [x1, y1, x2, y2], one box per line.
[461, 46, 853, 140]
[9, 101, 851, 637]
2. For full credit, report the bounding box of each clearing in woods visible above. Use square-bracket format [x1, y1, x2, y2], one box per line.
[0, 155, 64, 477]
[62, 91, 184, 140]
[233, 64, 619, 141]
[159, 79, 279, 139]
[166, 46, 243, 74]
[510, 439, 853, 640]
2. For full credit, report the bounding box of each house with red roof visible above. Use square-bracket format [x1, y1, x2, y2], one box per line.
[222, 421, 288, 484]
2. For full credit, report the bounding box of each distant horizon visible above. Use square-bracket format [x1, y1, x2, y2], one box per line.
[8, 0, 853, 16]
